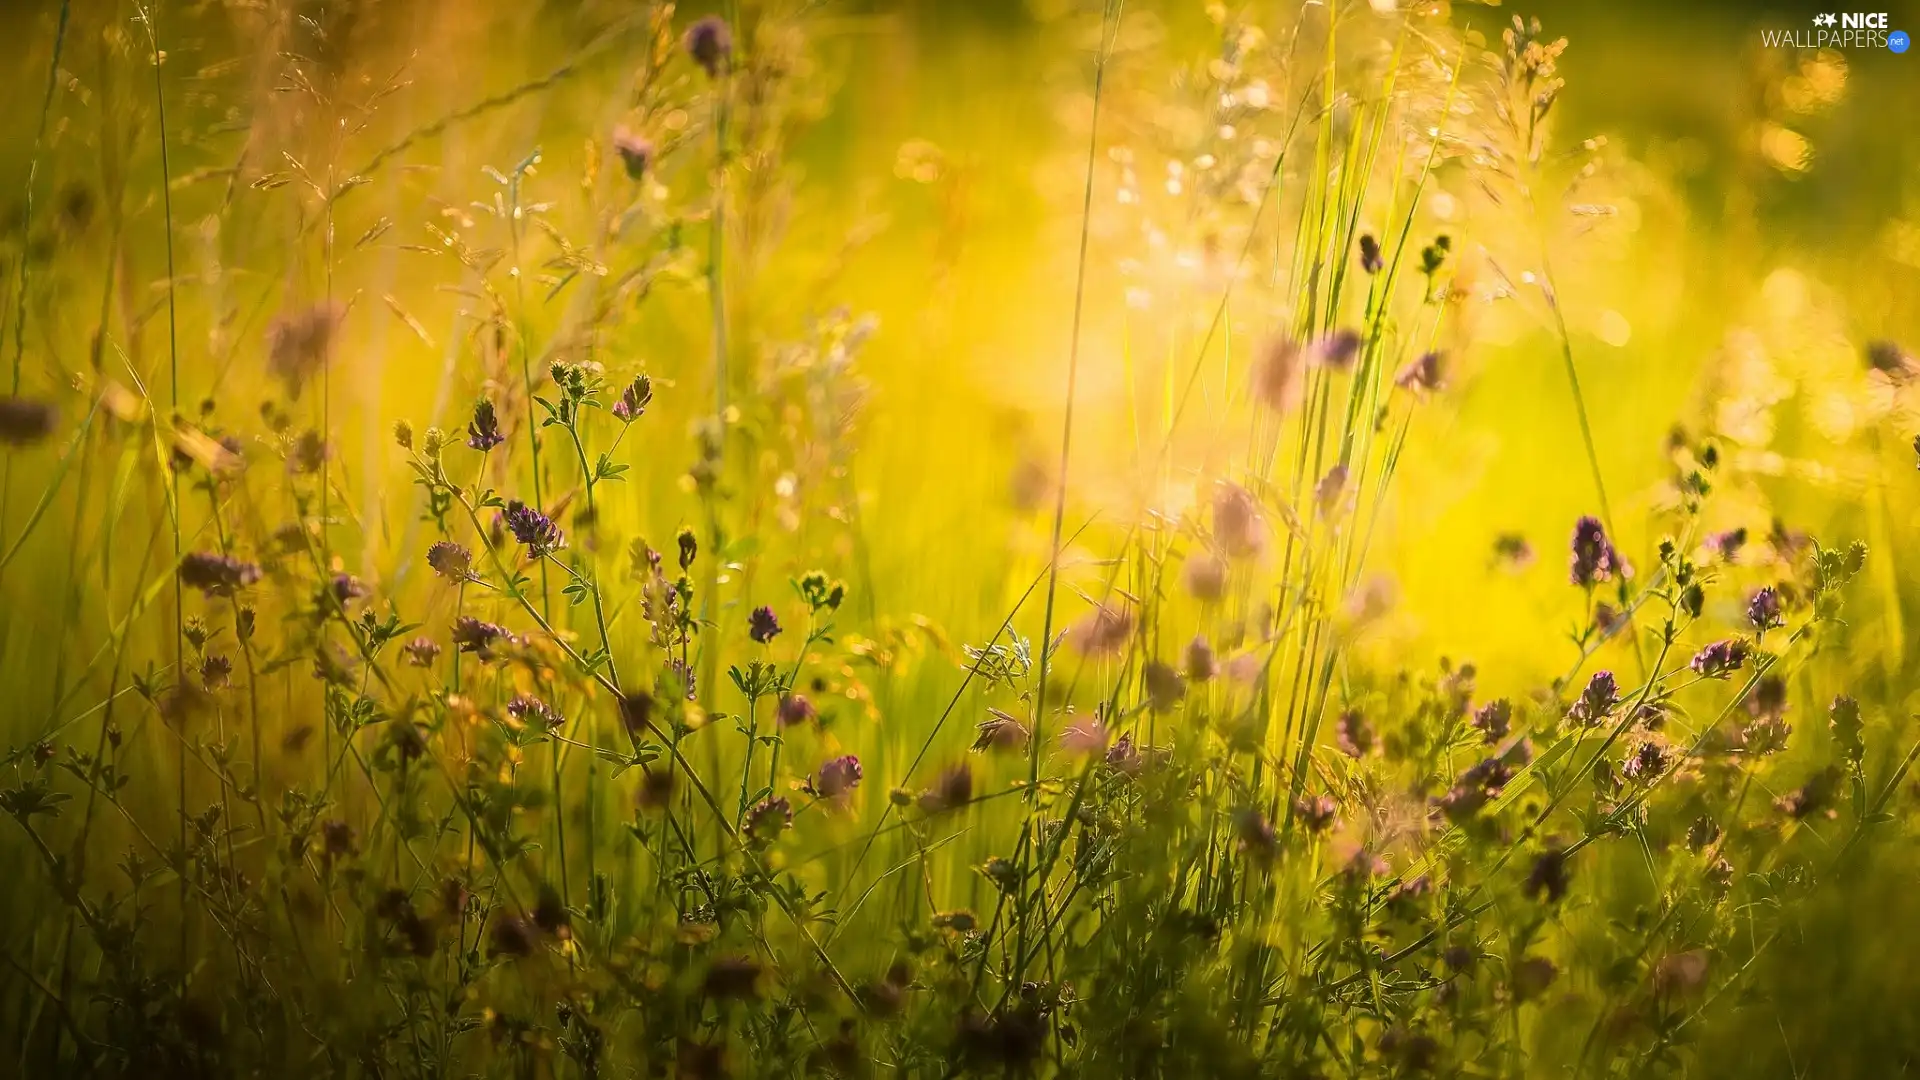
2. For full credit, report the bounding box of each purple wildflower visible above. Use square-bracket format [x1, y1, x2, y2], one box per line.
[1142, 660, 1185, 711]
[612, 374, 653, 422]
[0, 397, 56, 444]
[1689, 639, 1749, 678]
[179, 552, 264, 597]
[611, 126, 654, 181]
[744, 796, 793, 844]
[1523, 849, 1570, 903]
[1621, 740, 1669, 782]
[1184, 635, 1218, 682]
[427, 540, 473, 583]
[1747, 586, 1784, 632]
[684, 15, 732, 78]
[776, 693, 816, 726]
[810, 755, 863, 799]
[1314, 329, 1363, 370]
[466, 398, 506, 451]
[1567, 670, 1620, 727]
[1472, 699, 1513, 743]
[1335, 710, 1374, 758]
[1395, 351, 1446, 393]
[1293, 794, 1338, 833]
[451, 616, 513, 660]
[403, 637, 442, 667]
[1569, 516, 1627, 588]
[747, 605, 782, 644]
[507, 695, 563, 731]
[502, 500, 563, 556]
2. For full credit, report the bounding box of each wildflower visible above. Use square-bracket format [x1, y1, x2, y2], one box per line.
[1569, 516, 1627, 588]
[1620, 740, 1669, 782]
[1357, 232, 1383, 274]
[1183, 551, 1229, 601]
[1292, 794, 1337, 833]
[178, 552, 263, 596]
[403, 637, 441, 667]
[502, 500, 564, 556]
[1511, 956, 1559, 1002]
[329, 573, 369, 605]
[1212, 482, 1265, 557]
[507, 695, 563, 731]
[980, 856, 1020, 894]
[1184, 635, 1218, 682]
[1493, 531, 1535, 569]
[1566, 670, 1619, 727]
[1142, 660, 1185, 711]
[684, 15, 732, 78]
[1686, 815, 1719, 852]
[0, 397, 56, 444]
[287, 431, 328, 475]
[1395, 350, 1446, 393]
[612, 373, 653, 422]
[423, 540, 471, 582]
[1472, 699, 1513, 743]
[932, 910, 978, 933]
[1335, 710, 1374, 757]
[1865, 339, 1914, 380]
[1747, 586, 1783, 632]
[451, 615, 513, 660]
[1252, 336, 1303, 413]
[676, 526, 698, 569]
[1689, 639, 1749, 678]
[747, 605, 782, 644]
[1067, 603, 1132, 654]
[1830, 695, 1865, 766]
[637, 766, 676, 810]
[744, 796, 793, 844]
[972, 708, 1029, 753]
[919, 764, 973, 813]
[1774, 766, 1841, 819]
[1105, 733, 1141, 774]
[776, 692, 816, 726]
[532, 884, 571, 939]
[1704, 528, 1747, 563]
[466, 398, 506, 451]
[321, 819, 356, 858]
[200, 654, 232, 691]
[810, 755, 863, 799]
[611, 126, 654, 181]
[265, 302, 343, 399]
[1313, 329, 1362, 370]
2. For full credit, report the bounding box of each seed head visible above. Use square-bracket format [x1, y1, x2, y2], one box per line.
[676, 526, 698, 569]
[972, 708, 1030, 753]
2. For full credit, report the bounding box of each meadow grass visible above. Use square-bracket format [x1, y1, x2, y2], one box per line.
[0, 1, 1916, 1076]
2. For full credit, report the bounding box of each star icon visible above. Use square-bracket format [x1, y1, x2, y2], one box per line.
[1814, 13, 1838, 26]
